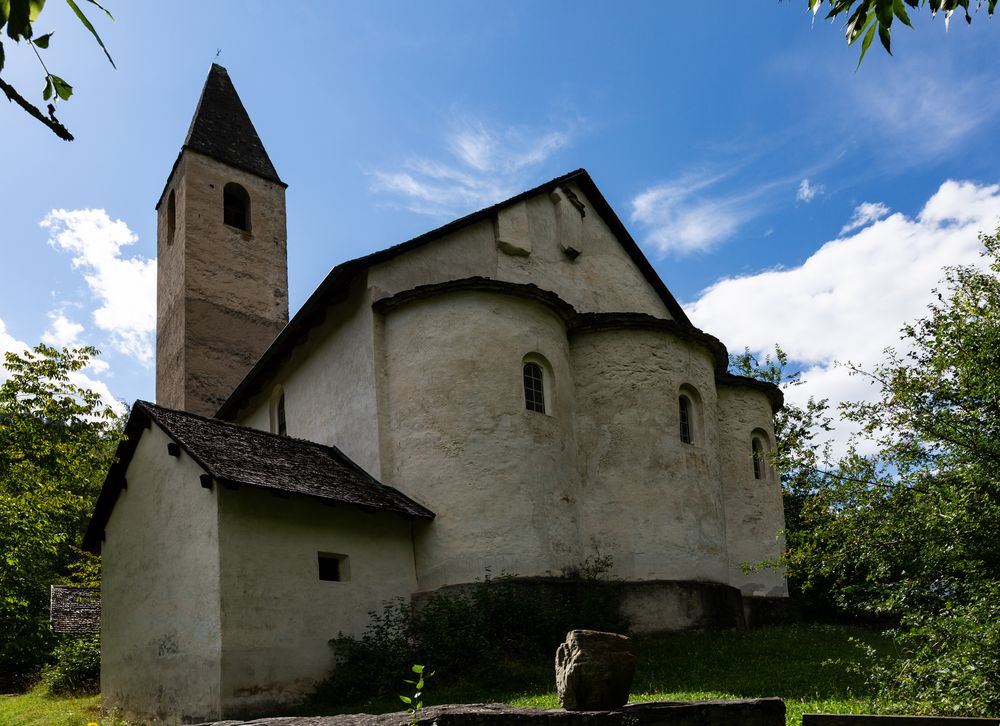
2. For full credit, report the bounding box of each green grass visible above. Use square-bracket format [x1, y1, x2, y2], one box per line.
[301, 624, 899, 726]
[0, 625, 898, 726]
[0, 685, 107, 726]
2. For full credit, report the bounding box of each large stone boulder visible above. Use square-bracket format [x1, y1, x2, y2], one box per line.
[555, 629, 636, 711]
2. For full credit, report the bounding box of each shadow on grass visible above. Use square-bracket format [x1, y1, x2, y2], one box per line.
[296, 624, 895, 717]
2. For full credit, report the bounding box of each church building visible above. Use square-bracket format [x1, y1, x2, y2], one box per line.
[84, 65, 787, 724]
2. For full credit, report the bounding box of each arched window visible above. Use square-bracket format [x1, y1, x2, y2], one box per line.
[269, 386, 287, 436]
[678, 395, 693, 444]
[523, 362, 546, 414]
[752, 435, 766, 480]
[166, 189, 176, 244]
[223, 182, 251, 231]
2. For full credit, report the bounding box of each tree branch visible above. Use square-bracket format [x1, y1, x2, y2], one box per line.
[0, 75, 74, 141]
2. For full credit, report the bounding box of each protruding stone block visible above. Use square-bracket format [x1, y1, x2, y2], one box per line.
[555, 629, 636, 711]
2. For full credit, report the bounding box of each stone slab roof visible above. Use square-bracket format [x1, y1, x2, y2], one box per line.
[49, 586, 100, 634]
[183, 63, 282, 184]
[83, 401, 433, 553]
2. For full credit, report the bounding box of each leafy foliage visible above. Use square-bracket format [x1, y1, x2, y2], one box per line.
[317, 567, 625, 706]
[739, 232, 1000, 714]
[0, 0, 114, 140]
[0, 344, 121, 686]
[40, 633, 101, 695]
[809, 0, 997, 66]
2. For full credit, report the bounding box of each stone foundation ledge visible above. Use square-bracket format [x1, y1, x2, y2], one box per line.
[198, 697, 785, 726]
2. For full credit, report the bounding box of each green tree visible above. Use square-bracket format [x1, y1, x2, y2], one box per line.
[809, 0, 996, 65]
[0, 0, 114, 141]
[0, 344, 121, 687]
[742, 232, 1000, 714]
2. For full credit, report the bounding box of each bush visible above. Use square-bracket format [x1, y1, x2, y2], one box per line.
[41, 634, 100, 695]
[317, 568, 625, 706]
[865, 585, 1000, 717]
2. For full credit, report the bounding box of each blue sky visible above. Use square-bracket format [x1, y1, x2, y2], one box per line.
[2, 2, 999, 448]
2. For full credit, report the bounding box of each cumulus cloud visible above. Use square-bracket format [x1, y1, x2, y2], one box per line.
[687, 179, 1000, 453]
[41, 312, 85, 349]
[0, 318, 29, 375]
[796, 178, 823, 203]
[839, 201, 890, 235]
[371, 118, 573, 218]
[41, 209, 156, 365]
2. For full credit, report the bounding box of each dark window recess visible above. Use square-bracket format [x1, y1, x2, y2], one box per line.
[679, 396, 692, 444]
[318, 553, 345, 582]
[166, 189, 176, 244]
[523, 362, 545, 413]
[223, 182, 251, 231]
[752, 438, 764, 480]
[276, 393, 287, 437]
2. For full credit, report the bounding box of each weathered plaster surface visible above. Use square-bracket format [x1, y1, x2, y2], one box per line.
[157, 152, 288, 416]
[216, 487, 418, 717]
[494, 184, 670, 318]
[717, 386, 788, 596]
[236, 277, 382, 477]
[101, 424, 223, 725]
[381, 290, 578, 589]
[571, 328, 728, 583]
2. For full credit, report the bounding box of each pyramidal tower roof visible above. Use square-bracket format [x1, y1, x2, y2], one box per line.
[182, 64, 283, 185]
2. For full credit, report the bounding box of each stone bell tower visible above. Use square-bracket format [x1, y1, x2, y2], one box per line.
[155, 64, 289, 417]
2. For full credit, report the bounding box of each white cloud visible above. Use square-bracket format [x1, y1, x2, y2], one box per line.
[630, 170, 781, 256]
[0, 318, 30, 380]
[371, 118, 573, 218]
[839, 201, 890, 235]
[41, 312, 85, 349]
[687, 179, 1000, 453]
[41, 209, 156, 365]
[796, 178, 823, 203]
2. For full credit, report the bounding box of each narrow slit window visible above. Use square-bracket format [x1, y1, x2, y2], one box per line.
[523, 362, 545, 413]
[276, 393, 287, 437]
[166, 189, 176, 244]
[318, 553, 348, 581]
[223, 182, 251, 231]
[679, 395, 692, 444]
[752, 437, 764, 480]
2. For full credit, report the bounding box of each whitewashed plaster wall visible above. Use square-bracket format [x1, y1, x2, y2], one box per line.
[101, 424, 223, 725]
[215, 488, 419, 716]
[380, 290, 579, 589]
[717, 385, 788, 596]
[571, 327, 729, 583]
[236, 277, 383, 478]
[493, 185, 670, 318]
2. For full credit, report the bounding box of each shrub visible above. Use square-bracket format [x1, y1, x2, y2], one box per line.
[41, 634, 100, 695]
[317, 567, 625, 706]
[865, 585, 1000, 717]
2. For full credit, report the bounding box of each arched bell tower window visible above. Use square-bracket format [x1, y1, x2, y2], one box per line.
[678, 395, 693, 444]
[223, 182, 251, 232]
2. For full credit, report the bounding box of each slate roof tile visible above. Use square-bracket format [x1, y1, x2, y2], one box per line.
[49, 586, 100, 634]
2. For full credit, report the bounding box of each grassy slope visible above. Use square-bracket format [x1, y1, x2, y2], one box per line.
[0, 686, 104, 726]
[0, 625, 895, 726]
[304, 624, 898, 726]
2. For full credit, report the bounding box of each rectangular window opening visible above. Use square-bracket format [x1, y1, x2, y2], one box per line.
[318, 552, 349, 582]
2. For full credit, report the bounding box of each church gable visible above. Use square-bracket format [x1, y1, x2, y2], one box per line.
[492, 181, 674, 319]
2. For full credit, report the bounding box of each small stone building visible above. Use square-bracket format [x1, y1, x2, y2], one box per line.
[83, 65, 788, 724]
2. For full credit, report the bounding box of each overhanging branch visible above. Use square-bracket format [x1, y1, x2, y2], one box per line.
[0, 75, 74, 141]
